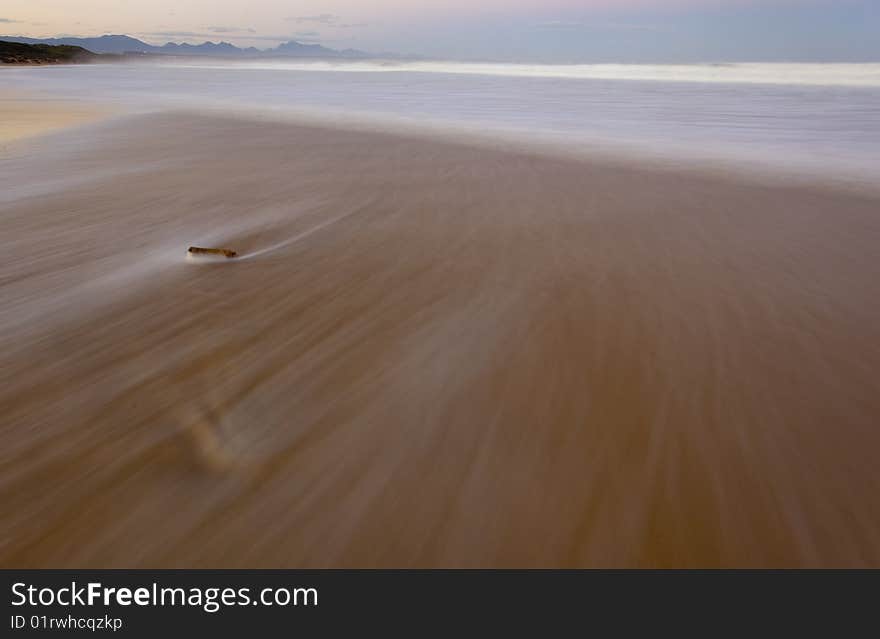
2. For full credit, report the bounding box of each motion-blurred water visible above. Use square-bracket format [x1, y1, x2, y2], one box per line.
[5, 60, 880, 185]
[4, 61, 880, 567]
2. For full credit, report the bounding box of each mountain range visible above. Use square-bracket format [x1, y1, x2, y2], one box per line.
[0, 34, 374, 59]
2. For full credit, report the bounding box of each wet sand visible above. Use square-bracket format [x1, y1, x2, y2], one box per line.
[1, 111, 879, 567]
[0, 92, 111, 144]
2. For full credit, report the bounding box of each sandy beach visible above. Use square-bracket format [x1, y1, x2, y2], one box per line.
[2, 103, 879, 568]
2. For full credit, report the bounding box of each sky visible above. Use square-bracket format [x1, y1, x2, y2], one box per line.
[1, 0, 879, 62]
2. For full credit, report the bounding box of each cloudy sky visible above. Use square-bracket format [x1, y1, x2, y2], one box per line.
[2, 0, 878, 61]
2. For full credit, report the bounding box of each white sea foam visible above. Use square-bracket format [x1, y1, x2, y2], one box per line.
[167, 60, 880, 88]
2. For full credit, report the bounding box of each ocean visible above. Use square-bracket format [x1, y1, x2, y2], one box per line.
[4, 60, 880, 188]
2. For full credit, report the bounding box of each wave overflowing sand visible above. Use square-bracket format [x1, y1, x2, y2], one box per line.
[2, 111, 879, 567]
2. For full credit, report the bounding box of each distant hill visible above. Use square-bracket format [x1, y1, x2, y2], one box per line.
[0, 34, 372, 59]
[1, 35, 148, 55]
[0, 40, 96, 64]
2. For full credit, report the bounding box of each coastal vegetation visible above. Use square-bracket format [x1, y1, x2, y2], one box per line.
[1, 40, 96, 64]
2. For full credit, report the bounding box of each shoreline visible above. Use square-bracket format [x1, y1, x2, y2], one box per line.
[189, 103, 880, 199]
[10, 96, 876, 200]
[4, 64, 879, 198]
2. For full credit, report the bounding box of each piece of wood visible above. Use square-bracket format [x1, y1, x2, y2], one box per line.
[187, 246, 237, 259]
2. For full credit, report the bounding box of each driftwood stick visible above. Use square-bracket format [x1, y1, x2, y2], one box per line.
[187, 246, 237, 259]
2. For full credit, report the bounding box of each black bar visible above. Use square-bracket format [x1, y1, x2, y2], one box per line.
[2, 570, 876, 635]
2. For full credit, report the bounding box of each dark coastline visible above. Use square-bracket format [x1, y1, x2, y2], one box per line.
[0, 40, 98, 65]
